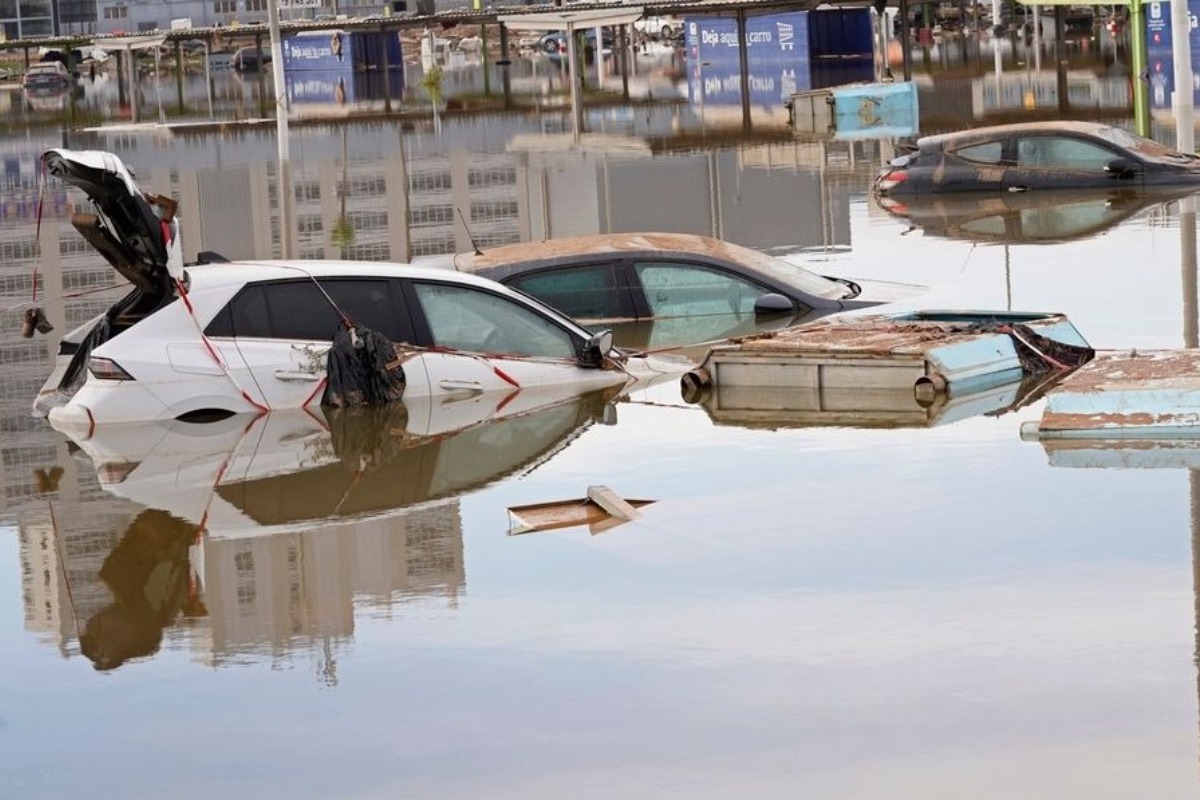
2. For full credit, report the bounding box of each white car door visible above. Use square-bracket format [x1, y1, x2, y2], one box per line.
[211, 277, 431, 411]
[407, 280, 623, 397]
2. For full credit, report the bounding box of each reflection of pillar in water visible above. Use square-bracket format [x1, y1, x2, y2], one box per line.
[1183, 196, 1197, 350]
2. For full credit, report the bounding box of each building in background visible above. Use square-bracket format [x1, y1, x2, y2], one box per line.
[1, 0, 53, 39]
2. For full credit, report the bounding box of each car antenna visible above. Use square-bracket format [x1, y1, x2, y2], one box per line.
[456, 207, 483, 256]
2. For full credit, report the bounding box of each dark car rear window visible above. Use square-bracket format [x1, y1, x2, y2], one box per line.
[506, 263, 626, 320]
[206, 278, 406, 341]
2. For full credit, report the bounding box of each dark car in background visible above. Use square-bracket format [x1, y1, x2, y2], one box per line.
[434, 232, 923, 349]
[873, 121, 1200, 196]
[22, 62, 72, 91]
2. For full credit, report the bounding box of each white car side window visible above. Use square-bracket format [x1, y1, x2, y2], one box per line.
[413, 282, 577, 358]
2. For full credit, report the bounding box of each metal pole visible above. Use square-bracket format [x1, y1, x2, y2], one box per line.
[567, 23, 583, 140]
[594, 24, 605, 86]
[481, 23, 491, 96]
[256, 33, 268, 118]
[1172, 0, 1195, 153]
[736, 9, 751, 131]
[116, 46, 127, 108]
[1055, 5, 1067, 113]
[899, 0, 913, 80]
[1183, 197, 1197, 348]
[619, 24, 630, 99]
[174, 40, 185, 113]
[129, 51, 139, 123]
[268, 0, 294, 260]
[1033, 5, 1041, 73]
[1130, 0, 1150, 136]
[204, 40, 214, 118]
[154, 47, 164, 124]
[499, 23, 512, 108]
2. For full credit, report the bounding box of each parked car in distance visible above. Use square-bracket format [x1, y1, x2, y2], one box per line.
[538, 29, 614, 57]
[436, 232, 923, 348]
[875, 186, 1200, 245]
[23, 61, 71, 91]
[873, 121, 1200, 196]
[633, 15, 682, 38]
[35, 149, 687, 429]
[231, 45, 272, 72]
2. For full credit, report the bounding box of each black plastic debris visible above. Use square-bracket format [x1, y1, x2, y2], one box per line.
[322, 324, 407, 408]
[1003, 322, 1095, 375]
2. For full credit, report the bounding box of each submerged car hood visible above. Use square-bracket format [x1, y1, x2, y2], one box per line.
[836, 276, 926, 310]
[41, 148, 181, 292]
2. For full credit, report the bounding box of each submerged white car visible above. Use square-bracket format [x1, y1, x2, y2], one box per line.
[35, 149, 685, 432]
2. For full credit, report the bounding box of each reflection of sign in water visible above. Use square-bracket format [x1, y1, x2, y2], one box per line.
[285, 71, 406, 106]
[286, 73, 350, 105]
[689, 63, 807, 107]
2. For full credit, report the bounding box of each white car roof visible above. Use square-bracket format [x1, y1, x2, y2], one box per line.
[185, 259, 593, 333]
[189, 259, 515, 291]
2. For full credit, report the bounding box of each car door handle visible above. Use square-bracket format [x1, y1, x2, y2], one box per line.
[274, 370, 322, 382]
[439, 379, 484, 393]
[1007, 186, 1029, 193]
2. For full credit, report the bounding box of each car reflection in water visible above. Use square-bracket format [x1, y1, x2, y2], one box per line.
[876, 186, 1200, 245]
[686, 368, 1070, 431]
[58, 386, 632, 672]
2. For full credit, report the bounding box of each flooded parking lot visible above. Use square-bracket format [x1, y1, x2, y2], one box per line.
[6, 26, 1200, 797]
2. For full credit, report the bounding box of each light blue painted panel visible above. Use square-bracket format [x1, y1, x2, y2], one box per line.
[832, 81, 918, 140]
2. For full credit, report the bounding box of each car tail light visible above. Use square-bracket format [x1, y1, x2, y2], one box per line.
[877, 196, 908, 213]
[88, 357, 134, 381]
[876, 170, 908, 194]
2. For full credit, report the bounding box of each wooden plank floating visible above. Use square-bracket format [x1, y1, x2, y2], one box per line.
[507, 485, 653, 535]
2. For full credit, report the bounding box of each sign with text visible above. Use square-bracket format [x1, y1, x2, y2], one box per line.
[1144, 0, 1200, 108]
[685, 12, 811, 107]
[685, 12, 810, 63]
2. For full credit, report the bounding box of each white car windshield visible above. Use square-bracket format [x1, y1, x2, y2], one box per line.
[709, 239, 852, 300]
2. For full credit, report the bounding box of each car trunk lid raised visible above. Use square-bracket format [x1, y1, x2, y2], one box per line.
[41, 148, 180, 294]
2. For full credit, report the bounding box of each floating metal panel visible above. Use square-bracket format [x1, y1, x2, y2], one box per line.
[1028, 350, 1200, 439]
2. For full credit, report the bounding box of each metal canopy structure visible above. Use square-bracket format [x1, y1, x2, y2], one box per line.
[497, 8, 644, 139]
[97, 34, 168, 51]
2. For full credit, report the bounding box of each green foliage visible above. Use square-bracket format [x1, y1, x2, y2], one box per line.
[331, 213, 355, 256]
[420, 64, 444, 106]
